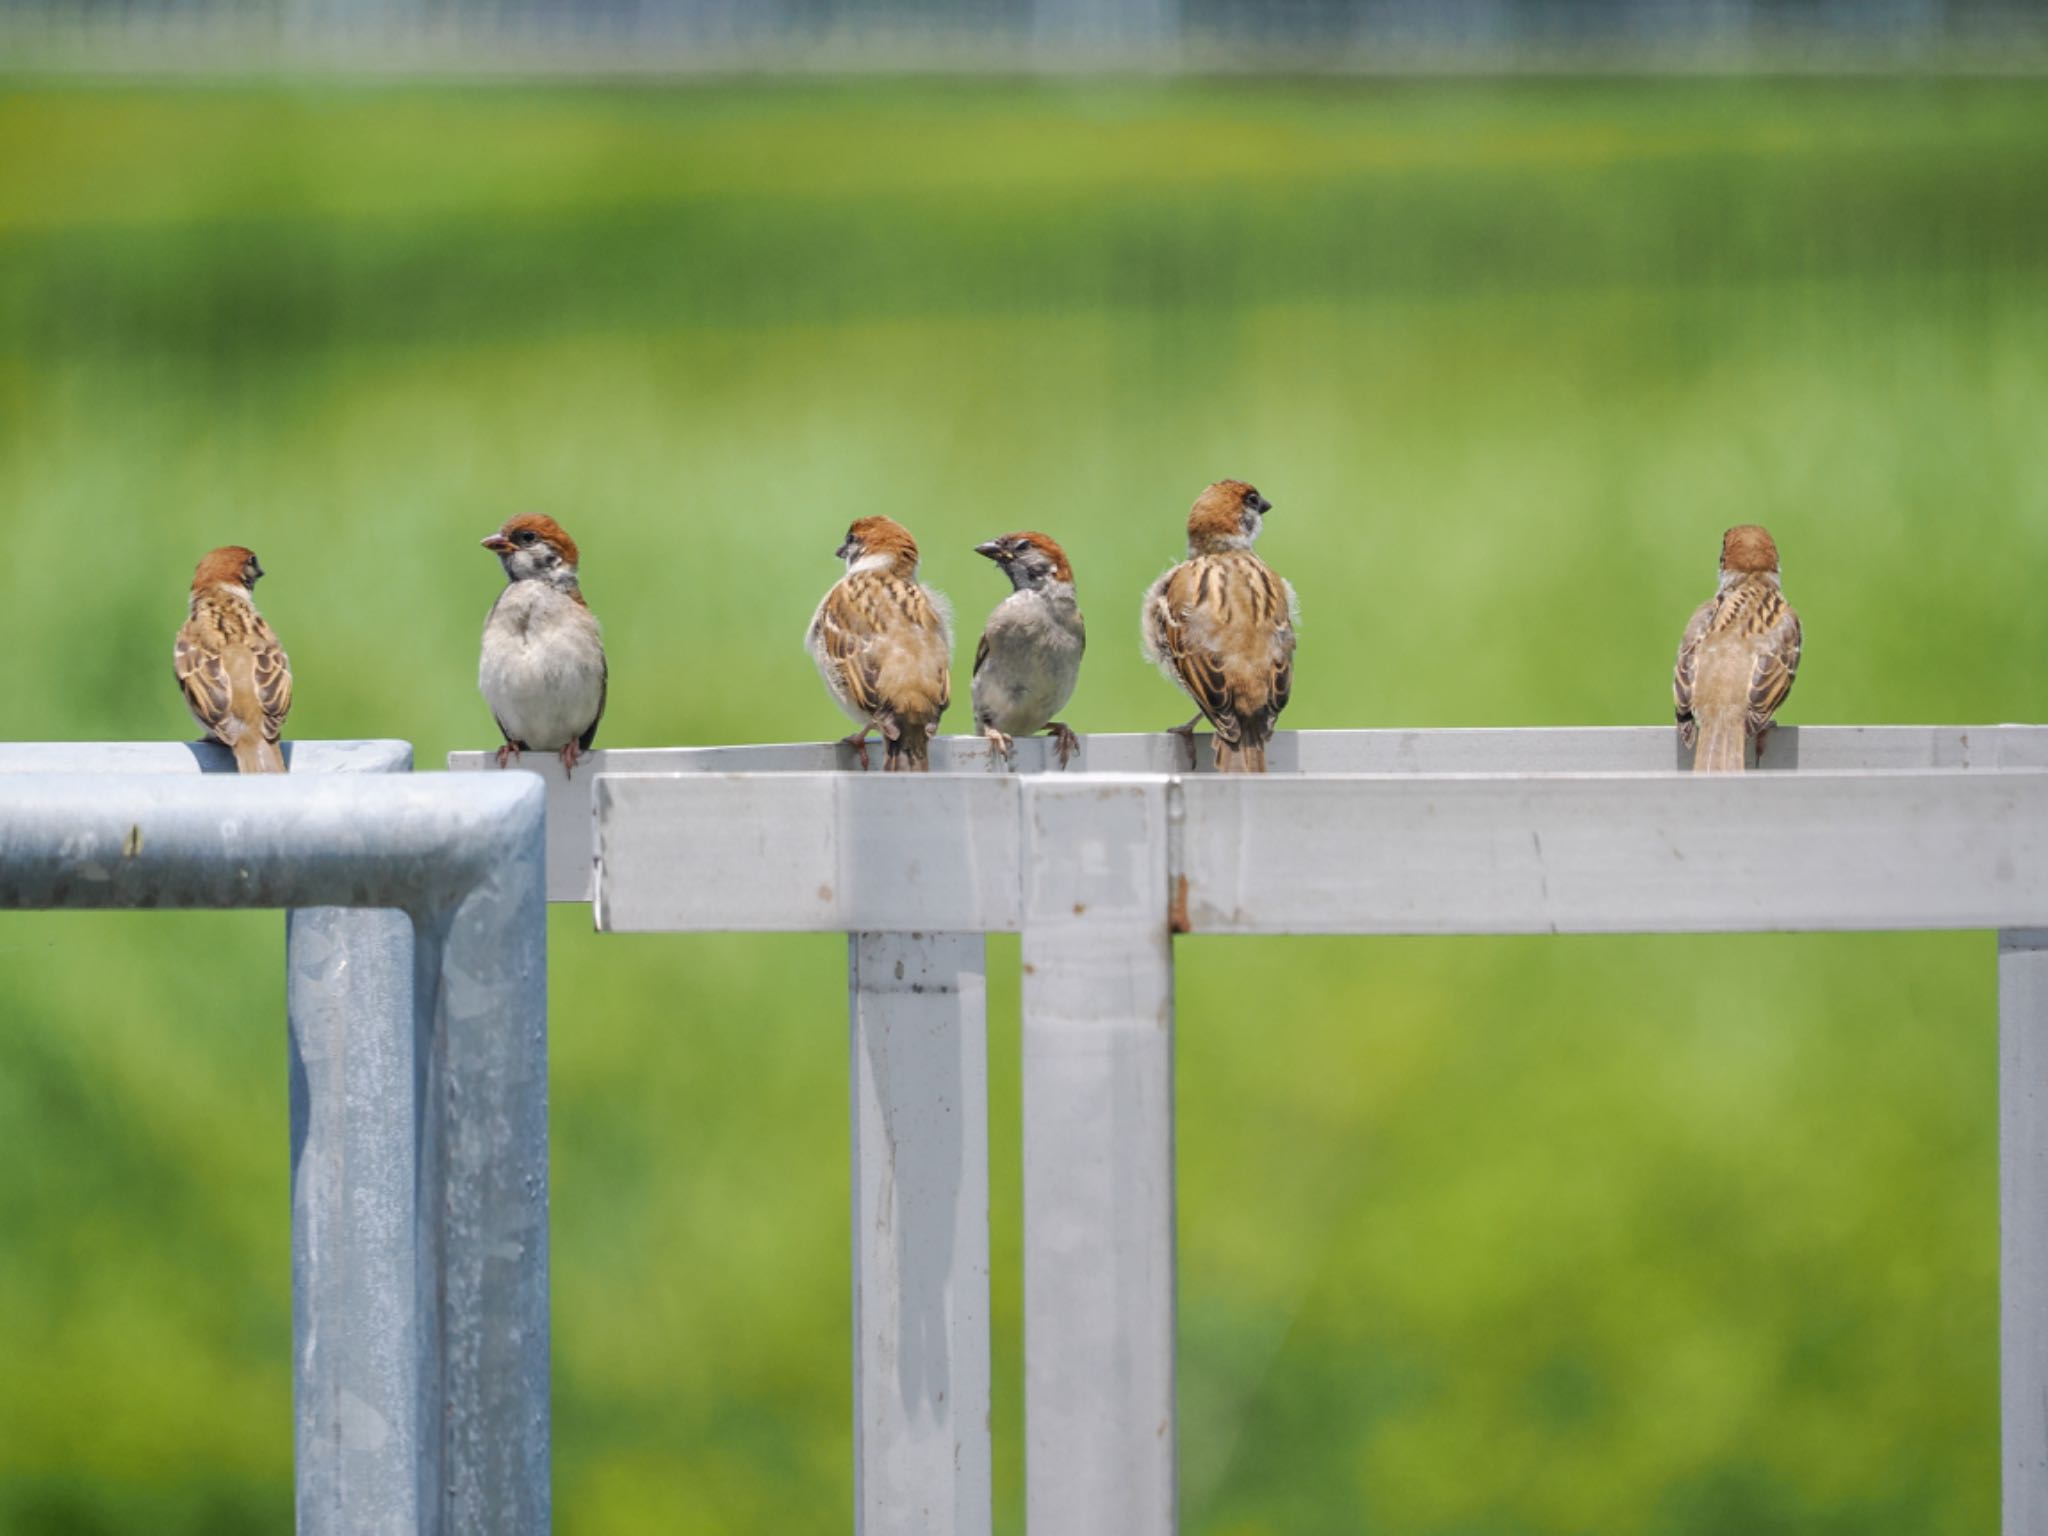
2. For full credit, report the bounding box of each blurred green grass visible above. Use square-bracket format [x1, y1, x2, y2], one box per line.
[1, 75, 2045, 1535]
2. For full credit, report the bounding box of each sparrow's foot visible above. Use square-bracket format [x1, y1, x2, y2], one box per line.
[839, 729, 874, 772]
[495, 741, 524, 770]
[982, 727, 1015, 770]
[559, 740, 583, 778]
[1166, 715, 1203, 770]
[1047, 721, 1080, 769]
[1753, 726, 1771, 764]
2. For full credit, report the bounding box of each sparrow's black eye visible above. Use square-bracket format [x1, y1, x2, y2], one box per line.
[514, 530, 538, 547]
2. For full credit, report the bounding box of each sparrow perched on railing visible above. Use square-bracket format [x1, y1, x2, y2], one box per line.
[808, 515, 952, 771]
[175, 545, 293, 773]
[971, 531, 1085, 768]
[1142, 480, 1297, 773]
[1673, 524, 1802, 773]
[479, 513, 607, 776]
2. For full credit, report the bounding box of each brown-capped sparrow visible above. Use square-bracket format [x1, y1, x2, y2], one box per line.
[1142, 480, 1297, 773]
[807, 515, 952, 771]
[175, 545, 293, 774]
[1674, 523, 1802, 773]
[480, 513, 607, 776]
[971, 531, 1085, 768]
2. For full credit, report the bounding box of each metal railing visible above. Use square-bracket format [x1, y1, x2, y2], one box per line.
[7, 729, 2037, 1532]
[450, 723, 2048, 1535]
[0, 743, 549, 1536]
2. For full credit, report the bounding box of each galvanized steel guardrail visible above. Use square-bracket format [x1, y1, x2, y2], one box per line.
[1, 742, 549, 1536]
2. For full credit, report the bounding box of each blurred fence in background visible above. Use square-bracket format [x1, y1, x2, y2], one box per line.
[5, 0, 2046, 71]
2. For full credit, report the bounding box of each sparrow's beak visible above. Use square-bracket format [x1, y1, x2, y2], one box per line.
[1252, 494, 1273, 515]
[974, 541, 1008, 562]
[481, 533, 513, 553]
[836, 539, 856, 561]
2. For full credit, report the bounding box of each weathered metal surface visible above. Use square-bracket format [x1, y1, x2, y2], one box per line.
[1176, 769, 2048, 936]
[593, 772, 1024, 933]
[850, 933, 993, 1536]
[462, 726, 2048, 902]
[2005, 930, 2048, 1536]
[0, 765, 549, 1536]
[1018, 779, 1176, 1536]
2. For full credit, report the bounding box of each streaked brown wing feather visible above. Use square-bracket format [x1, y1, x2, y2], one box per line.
[1160, 565, 1241, 740]
[175, 629, 234, 738]
[1672, 597, 1715, 726]
[1747, 602, 1801, 729]
[249, 617, 293, 742]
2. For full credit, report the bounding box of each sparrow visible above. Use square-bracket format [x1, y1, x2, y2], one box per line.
[1673, 524, 1802, 774]
[971, 531, 1086, 768]
[1142, 479, 1297, 773]
[807, 515, 952, 771]
[479, 513, 607, 776]
[175, 545, 293, 774]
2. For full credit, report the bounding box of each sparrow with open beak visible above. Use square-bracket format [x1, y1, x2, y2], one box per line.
[1673, 524, 1802, 773]
[479, 513, 607, 776]
[1142, 480, 1297, 773]
[175, 545, 293, 773]
[971, 531, 1085, 768]
[807, 515, 952, 771]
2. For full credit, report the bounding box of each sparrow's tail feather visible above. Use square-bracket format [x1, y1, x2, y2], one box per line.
[884, 724, 933, 772]
[1212, 735, 1268, 774]
[1692, 711, 1746, 774]
[233, 733, 287, 774]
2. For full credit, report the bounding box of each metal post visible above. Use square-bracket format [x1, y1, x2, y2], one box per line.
[849, 932, 993, 1536]
[2003, 928, 2048, 1536]
[0, 770, 549, 1536]
[1018, 778, 1176, 1536]
[289, 904, 420, 1536]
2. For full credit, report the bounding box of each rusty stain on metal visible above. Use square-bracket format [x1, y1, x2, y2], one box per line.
[1168, 873, 1190, 934]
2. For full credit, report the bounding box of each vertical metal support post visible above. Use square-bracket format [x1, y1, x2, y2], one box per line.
[849, 932, 994, 1536]
[289, 904, 421, 1536]
[411, 812, 552, 1536]
[1019, 779, 1176, 1536]
[2003, 929, 2048, 1536]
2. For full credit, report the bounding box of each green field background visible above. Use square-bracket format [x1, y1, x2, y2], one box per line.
[2, 77, 2046, 1535]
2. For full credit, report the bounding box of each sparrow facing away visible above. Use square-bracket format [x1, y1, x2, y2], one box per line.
[175, 545, 293, 774]
[807, 515, 952, 772]
[1142, 480, 1298, 773]
[971, 531, 1086, 768]
[480, 513, 607, 776]
[1673, 524, 1802, 774]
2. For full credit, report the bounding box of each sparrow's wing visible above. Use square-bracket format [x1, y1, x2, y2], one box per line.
[175, 626, 235, 741]
[815, 582, 890, 721]
[971, 627, 991, 681]
[1161, 563, 1240, 741]
[1672, 596, 1716, 728]
[581, 652, 607, 752]
[1251, 560, 1295, 724]
[248, 616, 293, 742]
[1747, 597, 1801, 730]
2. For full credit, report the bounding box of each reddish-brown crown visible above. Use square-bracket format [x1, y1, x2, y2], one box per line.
[1720, 524, 1780, 575]
[991, 531, 1073, 583]
[845, 515, 921, 571]
[497, 513, 580, 567]
[1186, 480, 1267, 553]
[192, 545, 261, 591]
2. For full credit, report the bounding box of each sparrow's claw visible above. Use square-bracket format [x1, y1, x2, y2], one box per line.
[496, 741, 523, 770]
[982, 727, 1014, 770]
[1166, 715, 1203, 770]
[839, 729, 874, 772]
[559, 740, 582, 778]
[1047, 722, 1080, 769]
[1754, 726, 1770, 764]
